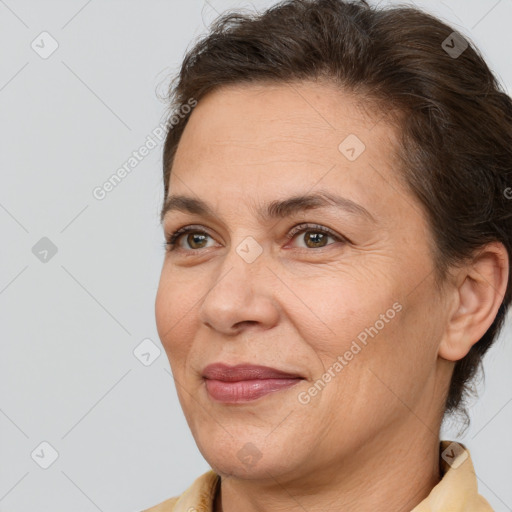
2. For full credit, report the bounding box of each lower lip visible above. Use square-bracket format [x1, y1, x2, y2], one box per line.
[204, 378, 302, 403]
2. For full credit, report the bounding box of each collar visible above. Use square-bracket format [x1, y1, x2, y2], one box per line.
[410, 440, 492, 511]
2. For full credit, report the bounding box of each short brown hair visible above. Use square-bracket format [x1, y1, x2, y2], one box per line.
[160, 0, 512, 423]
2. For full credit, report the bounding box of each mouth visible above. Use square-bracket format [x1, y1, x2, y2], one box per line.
[202, 363, 304, 403]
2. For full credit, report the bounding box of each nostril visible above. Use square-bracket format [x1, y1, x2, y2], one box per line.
[235, 320, 258, 329]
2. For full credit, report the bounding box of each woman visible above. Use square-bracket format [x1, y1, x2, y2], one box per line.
[146, 0, 511, 510]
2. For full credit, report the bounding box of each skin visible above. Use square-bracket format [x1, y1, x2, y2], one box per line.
[154, 80, 509, 512]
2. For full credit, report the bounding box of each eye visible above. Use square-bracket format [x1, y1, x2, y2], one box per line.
[286, 223, 345, 249]
[164, 225, 217, 251]
[163, 223, 346, 253]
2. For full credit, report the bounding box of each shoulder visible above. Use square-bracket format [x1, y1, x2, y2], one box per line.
[141, 469, 220, 512]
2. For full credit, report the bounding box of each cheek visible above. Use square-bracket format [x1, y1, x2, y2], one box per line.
[312, 272, 399, 344]
[333, 280, 442, 412]
[299, 264, 422, 395]
[155, 272, 197, 367]
[155, 278, 172, 344]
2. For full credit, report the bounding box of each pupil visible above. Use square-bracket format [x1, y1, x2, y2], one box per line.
[306, 232, 326, 248]
[189, 233, 207, 248]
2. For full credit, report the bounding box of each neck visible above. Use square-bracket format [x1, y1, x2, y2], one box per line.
[213, 425, 442, 512]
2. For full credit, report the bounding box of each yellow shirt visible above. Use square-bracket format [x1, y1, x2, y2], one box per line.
[142, 440, 493, 511]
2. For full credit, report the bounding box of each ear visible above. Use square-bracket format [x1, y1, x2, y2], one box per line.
[438, 242, 509, 361]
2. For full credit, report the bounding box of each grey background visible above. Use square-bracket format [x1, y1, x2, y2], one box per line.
[1, 0, 511, 511]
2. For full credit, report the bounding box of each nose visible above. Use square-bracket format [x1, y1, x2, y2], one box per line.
[198, 238, 280, 335]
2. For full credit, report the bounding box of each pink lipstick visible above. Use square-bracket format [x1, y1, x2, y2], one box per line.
[202, 363, 303, 403]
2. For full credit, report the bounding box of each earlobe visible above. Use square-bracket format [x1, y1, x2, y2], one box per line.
[438, 242, 509, 362]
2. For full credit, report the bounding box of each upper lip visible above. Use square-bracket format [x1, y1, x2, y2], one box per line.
[202, 363, 303, 381]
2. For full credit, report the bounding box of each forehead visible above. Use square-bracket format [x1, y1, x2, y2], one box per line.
[169, 80, 408, 219]
[175, 80, 384, 161]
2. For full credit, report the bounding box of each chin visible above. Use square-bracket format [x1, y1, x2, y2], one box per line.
[194, 427, 308, 480]
[205, 452, 293, 481]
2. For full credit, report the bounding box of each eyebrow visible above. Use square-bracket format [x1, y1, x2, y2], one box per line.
[160, 191, 376, 224]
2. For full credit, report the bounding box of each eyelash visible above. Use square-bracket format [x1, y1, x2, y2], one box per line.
[163, 223, 346, 252]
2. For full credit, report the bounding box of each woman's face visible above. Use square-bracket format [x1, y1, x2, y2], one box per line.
[155, 81, 452, 481]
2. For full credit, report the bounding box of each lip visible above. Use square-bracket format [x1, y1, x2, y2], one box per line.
[202, 363, 304, 403]
[202, 363, 303, 381]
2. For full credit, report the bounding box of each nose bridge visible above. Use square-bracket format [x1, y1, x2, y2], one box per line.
[233, 233, 265, 266]
[208, 231, 267, 302]
[198, 232, 277, 333]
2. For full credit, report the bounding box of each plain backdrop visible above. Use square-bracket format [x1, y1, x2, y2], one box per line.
[1, 1, 511, 511]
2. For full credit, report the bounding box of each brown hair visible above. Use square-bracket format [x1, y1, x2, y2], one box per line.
[160, 0, 512, 423]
